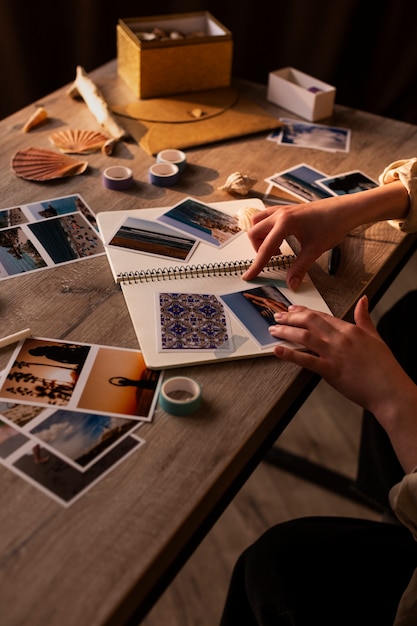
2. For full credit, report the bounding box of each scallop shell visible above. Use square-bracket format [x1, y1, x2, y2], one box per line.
[49, 128, 112, 155]
[236, 206, 263, 232]
[12, 147, 88, 181]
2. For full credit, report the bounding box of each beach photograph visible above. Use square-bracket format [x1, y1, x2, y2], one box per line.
[221, 284, 293, 347]
[0, 207, 29, 229]
[25, 194, 98, 230]
[0, 226, 47, 278]
[108, 216, 198, 262]
[0, 338, 91, 407]
[29, 409, 139, 470]
[316, 170, 378, 195]
[28, 213, 104, 263]
[77, 346, 161, 421]
[266, 163, 333, 202]
[158, 197, 242, 247]
[9, 435, 143, 506]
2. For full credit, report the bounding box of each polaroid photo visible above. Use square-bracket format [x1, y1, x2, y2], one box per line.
[278, 118, 351, 153]
[0, 194, 104, 281]
[0, 194, 98, 231]
[267, 127, 284, 142]
[316, 170, 379, 196]
[220, 284, 293, 348]
[265, 163, 333, 202]
[157, 197, 242, 248]
[0, 402, 141, 473]
[156, 292, 233, 352]
[106, 215, 199, 263]
[0, 338, 162, 422]
[1, 434, 144, 507]
[27, 409, 141, 472]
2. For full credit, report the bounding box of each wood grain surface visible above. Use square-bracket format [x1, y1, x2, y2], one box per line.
[1, 60, 417, 626]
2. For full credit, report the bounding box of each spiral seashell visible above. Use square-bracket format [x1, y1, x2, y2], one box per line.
[12, 147, 88, 181]
[49, 128, 113, 155]
[218, 171, 257, 195]
[236, 206, 263, 231]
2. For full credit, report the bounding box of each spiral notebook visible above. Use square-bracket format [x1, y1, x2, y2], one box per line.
[97, 198, 332, 369]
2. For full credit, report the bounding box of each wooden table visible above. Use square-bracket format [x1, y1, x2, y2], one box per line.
[1, 61, 417, 626]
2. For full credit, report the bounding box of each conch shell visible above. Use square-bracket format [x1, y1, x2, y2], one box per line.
[22, 106, 48, 132]
[218, 171, 257, 195]
[236, 206, 263, 231]
[49, 128, 115, 155]
[12, 147, 88, 181]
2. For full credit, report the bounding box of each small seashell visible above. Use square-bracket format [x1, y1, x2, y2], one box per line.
[236, 206, 263, 231]
[22, 106, 48, 132]
[218, 171, 258, 195]
[135, 31, 158, 41]
[190, 108, 205, 118]
[169, 31, 185, 39]
[49, 128, 112, 154]
[12, 147, 88, 181]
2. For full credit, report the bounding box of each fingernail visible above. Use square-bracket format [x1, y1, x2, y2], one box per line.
[274, 312, 283, 321]
[288, 276, 300, 291]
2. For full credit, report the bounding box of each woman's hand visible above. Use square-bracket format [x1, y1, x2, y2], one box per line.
[242, 181, 410, 289]
[242, 199, 353, 288]
[269, 296, 411, 416]
[269, 295, 417, 472]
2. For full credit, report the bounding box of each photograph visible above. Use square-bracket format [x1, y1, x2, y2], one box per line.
[157, 292, 233, 351]
[29, 409, 139, 470]
[0, 207, 29, 229]
[0, 226, 47, 278]
[0, 338, 162, 422]
[76, 346, 161, 421]
[0, 338, 92, 406]
[157, 197, 242, 247]
[316, 170, 379, 195]
[266, 163, 333, 202]
[107, 215, 198, 262]
[220, 284, 293, 347]
[0, 401, 45, 428]
[278, 118, 350, 152]
[0, 194, 103, 281]
[8, 435, 144, 506]
[28, 213, 104, 263]
[25, 194, 98, 231]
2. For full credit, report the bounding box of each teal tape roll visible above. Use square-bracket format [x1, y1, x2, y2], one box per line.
[158, 376, 202, 416]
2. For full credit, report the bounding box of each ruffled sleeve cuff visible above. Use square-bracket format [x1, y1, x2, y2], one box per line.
[379, 158, 417, 232]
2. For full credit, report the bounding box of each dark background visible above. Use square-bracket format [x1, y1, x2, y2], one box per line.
[2, 0, 417, 123]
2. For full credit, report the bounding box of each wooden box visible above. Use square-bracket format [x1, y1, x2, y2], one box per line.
[117, 12, 233, 99]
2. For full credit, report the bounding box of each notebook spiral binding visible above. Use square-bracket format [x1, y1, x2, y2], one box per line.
[116, 254, 296, 284]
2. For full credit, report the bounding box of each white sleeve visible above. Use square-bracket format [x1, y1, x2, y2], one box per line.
[379, 158, 417, 232]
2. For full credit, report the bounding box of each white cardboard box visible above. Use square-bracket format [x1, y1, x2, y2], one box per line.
[267, 67, 336, 121]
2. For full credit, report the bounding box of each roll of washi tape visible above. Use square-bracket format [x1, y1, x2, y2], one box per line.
[148, 162, 180, 187]
[102, 166, 134, 190]
[158, 376, 202, 416]
[156, 149, 187, 173]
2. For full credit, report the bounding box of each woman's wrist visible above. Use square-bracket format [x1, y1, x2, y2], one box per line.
[350, 181, 409, 228]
